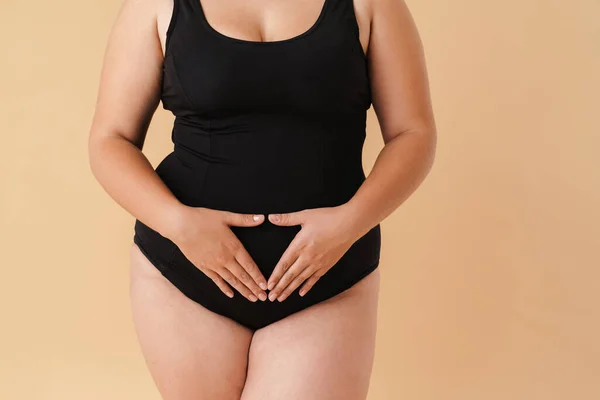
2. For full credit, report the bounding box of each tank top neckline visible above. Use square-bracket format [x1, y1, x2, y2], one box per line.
[194, 0, 331, 46]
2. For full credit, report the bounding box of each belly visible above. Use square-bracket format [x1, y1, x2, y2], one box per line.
[158, 113, 367, 214]
[144, 113, 378, 278]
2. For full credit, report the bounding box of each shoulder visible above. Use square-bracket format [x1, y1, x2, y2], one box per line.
[352, 0, 416, 46]
[362, 0, 415, 26]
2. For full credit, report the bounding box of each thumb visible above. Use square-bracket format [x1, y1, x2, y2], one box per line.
[222, 211, 265, 227]
[268, 211, 305, 226]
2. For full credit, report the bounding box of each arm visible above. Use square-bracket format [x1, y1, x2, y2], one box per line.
[88, 0, 268, 301]
[343, 0, 437, 239]
[265, 0, 437, 300]
[88, 0, 184, 241]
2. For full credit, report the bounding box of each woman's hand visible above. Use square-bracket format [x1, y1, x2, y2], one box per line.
[169, 206, 269, 302]
[265, 204, 363, 302]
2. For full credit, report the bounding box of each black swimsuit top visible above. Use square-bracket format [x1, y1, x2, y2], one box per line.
[157, 0, 372, 215]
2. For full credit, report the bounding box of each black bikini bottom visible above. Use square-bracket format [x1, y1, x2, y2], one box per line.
[132, 218, 381, 330]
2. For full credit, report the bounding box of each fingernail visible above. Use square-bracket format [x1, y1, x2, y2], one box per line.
[258, 292, 267, 301]
[299, 290, 306, 296]
[226, 291, 234, 298]
[270, 214, 280, 222]
[249, 294, 258, 302]
[253, 214, 262, 221]
[277, 295, 285, 302]
[268, 292, 277, 301]
[259, 281, 267, 290]
[268, 281, 275, 290]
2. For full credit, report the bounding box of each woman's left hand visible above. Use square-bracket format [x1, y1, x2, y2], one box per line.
[266, 204, 362, 302]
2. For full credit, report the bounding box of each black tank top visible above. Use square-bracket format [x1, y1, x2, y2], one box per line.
[157, 0, 373, 215]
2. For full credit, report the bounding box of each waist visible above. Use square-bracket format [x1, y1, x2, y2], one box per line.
[157, 130, 366, 213]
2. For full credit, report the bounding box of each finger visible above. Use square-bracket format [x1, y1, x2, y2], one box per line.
[267, 241, 302, 290]
[218, 265, 259, 302]
[202, 268, 234, 298]
[226, 259, 267, 301]
[233, 245, 268, 291]
[268, 256, 308, 301]
[275, 267, 316, 302]
[266, 231, 306, 290]
[268, 210, 305, 226]
[298, 272, 323, 297]
[222, 211, 265, 227]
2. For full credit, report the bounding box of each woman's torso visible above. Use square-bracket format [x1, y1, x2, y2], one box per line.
[154, 0, 372, 215]
[133, 0, 381, 327]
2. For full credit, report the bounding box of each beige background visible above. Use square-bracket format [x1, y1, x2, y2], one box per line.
[1, 0, 599, 398]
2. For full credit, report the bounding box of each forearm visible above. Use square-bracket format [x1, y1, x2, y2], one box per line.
[343, 128, 437, 238]
[88, 134, 186, 242]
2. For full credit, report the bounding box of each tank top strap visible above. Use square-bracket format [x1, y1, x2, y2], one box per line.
[327, 0, 363, 40]
[173, 0, 195, 14]
[169, 0, 200, 22]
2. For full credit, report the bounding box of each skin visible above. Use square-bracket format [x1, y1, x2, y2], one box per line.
[130, 237, 380, 399]
[89, 0, 436, 398]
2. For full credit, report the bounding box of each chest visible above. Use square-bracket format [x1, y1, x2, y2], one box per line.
[160, 0, 371, 116]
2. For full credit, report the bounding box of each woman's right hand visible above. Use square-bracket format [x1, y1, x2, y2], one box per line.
[167, 206, 268, 302]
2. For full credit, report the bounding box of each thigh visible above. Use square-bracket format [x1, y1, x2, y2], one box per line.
[129, 242, 254, 400]
[240, 267, 381, 400]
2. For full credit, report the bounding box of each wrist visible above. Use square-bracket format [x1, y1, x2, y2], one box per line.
[339, 198, 376, 242]
[158, 202, 193, 244]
